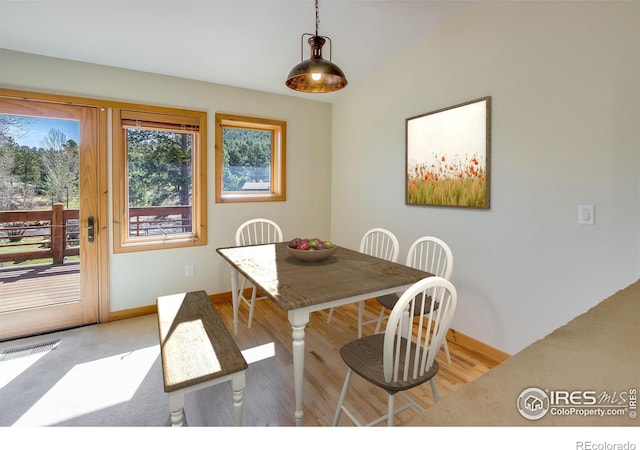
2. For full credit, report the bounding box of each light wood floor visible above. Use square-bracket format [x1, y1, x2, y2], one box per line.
[204, 297, 503, 427]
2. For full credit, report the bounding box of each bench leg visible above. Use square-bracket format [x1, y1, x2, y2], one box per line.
[232, 371, 247, 426]
[169, 392, 185, 427]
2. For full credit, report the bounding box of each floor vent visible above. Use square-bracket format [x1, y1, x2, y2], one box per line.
[0, 339, 60, 362]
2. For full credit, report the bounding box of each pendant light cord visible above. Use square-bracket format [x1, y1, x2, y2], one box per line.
[315, 0, 320, 36]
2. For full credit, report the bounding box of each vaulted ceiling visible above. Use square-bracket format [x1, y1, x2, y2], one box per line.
[0, 1, 471, 103]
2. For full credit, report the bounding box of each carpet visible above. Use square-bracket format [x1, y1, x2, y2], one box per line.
[406, 279, 640, 426]
[0, 313, 169, 427]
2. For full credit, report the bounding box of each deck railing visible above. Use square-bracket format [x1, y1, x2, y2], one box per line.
[0, 204, 193, 266]
[127, 206, 192, 237]
[0, 203, 79, 265]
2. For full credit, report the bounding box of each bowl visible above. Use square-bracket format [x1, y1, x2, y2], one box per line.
[286, 246, 336, 262]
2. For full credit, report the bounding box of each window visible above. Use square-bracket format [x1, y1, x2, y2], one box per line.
[113, 108, 207, 252]
[215, 113, 286, 203]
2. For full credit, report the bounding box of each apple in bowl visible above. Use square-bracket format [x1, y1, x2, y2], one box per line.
[287, 237, 336, 261]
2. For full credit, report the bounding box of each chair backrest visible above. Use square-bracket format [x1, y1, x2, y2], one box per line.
[235, 218, 283, 246]
[383, 276, 457, 383]
[406, 236, 453, 280]
[359, 228, 400, 262]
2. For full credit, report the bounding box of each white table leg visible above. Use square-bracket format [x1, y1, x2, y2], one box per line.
[168, 392, 185, 427]
[232, 371, 246, 426]
[289, 309, 310, 426]
[230, 267, 239, 334]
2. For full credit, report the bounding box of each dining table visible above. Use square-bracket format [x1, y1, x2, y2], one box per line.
[216, 241, 432, 426]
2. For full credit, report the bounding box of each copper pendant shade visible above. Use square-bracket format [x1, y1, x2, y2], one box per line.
[285, 0, 348, 93]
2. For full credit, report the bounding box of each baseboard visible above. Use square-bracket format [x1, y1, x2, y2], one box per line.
[446, 328, 510, 364]
[107, 290, 245, 322]
[109, 304, 157, 321]
[209, 290, 235, 303]
[108, 291, 511, 365]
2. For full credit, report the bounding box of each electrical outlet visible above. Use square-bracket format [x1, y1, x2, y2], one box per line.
[578, 204, 594, 225]
[185, 264, 195, 277]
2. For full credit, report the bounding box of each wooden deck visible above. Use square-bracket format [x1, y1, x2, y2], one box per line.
[0, 262, 80, 314]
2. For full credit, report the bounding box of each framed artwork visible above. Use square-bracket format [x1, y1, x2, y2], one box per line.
[405, 96, 491, 209]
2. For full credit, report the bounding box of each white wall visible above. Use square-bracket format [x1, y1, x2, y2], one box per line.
[331, 1, 640, 354]
[0, 48, 333, 312]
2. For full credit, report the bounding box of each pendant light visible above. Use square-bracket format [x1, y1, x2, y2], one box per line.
[285, 0, 348, 93]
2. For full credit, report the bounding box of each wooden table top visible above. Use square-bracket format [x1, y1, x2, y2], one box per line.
[216, 242, 431, 311]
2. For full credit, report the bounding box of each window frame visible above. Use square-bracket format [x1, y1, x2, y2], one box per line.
[215, 113, 286, 203]
[112, 107, 207, 253]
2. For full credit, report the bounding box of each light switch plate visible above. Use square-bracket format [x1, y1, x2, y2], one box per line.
[578, 203, 594, 225]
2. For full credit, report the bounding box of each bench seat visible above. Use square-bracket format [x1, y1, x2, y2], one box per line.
[157, 290, 248, 426]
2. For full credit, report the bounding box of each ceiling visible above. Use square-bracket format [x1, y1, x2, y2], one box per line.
[0, 1, 471, 103]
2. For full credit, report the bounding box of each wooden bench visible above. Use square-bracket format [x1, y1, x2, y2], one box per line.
[156, 290, 248, 426]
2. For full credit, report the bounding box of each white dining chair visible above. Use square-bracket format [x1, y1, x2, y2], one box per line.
[374, 236, 454, 363]
[234, 218, 283, 328]
[326, 227, 400, 338]
[332, 276, 458, 426]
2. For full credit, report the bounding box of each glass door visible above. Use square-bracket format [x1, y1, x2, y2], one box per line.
[0, 96, 104, 340]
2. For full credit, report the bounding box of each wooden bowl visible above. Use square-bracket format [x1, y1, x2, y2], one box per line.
[286, 246, 336, 262]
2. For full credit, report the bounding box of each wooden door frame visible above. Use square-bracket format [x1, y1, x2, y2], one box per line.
[0, 88, 110, 324]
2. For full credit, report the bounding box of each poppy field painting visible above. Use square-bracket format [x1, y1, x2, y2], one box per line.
[406, 97, 491, 209]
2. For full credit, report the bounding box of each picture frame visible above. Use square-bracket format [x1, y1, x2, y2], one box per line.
[405, 96, 491, 209]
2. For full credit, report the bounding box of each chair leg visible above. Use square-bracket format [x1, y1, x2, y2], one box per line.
[332, 368, 353, 426]
[430, 378, 439, 403]
[387, 393, 394, 426]
[238, 277, 247, 305]
[442, 339, 451, 364]
[357, 301, 364, 338]
[247, 286, 258, 328]
[374, 307, 387, 334]
[326, 307, 335, 323]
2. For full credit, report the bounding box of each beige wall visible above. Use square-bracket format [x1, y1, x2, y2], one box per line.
[0, 48, 333, 312]
[2, 1, 639, 355]
[331, 1, 640, 353]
